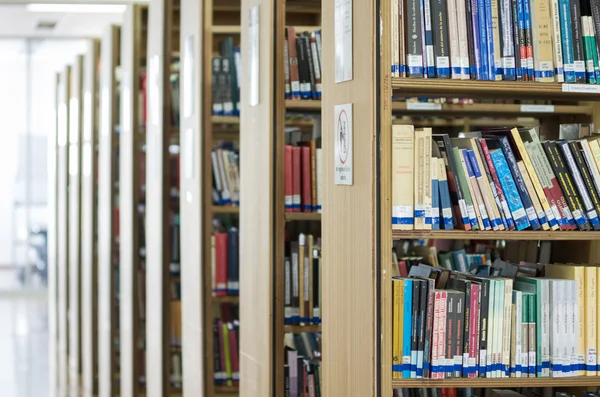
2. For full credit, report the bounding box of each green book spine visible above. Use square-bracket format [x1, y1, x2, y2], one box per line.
[222, 324, 233, 386]
[452, 146, 479, 230]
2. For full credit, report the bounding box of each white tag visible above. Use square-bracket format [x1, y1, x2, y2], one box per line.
[562, 83, 600, 93]
[291, 81, 301, 93]
[512, 207, 526, 220]
[525, 206, 537, 221]
[406, 102, 442, 110]
[408, 55, 422, 67]
[442, 207, 453, 218]
[520, 104, 555, 113]
[436, 56, 450, 68]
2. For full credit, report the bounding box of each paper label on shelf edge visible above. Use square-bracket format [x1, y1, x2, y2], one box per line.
[406, 102, 442, 110]
[520, 104, 555, 113]
[334, 0, 353, 83]
[562, 83, 600, 93]
[334, 103, 353, 185]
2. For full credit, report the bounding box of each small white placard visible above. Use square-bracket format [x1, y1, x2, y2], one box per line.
[249, 6, 260, 106]
[520, 104, 555, 113]
[335, 0, 353, 83]
[183, 35, 194, 118]
[562, 83, 600, 93]
[334, 103, 353, 185]
[406, 102, 442, 110]
[184, 128, 194, 180]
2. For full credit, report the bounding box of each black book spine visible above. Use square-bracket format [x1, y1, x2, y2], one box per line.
[227, 227, 239, 294]
[477, 279, 489, 378]
[407, 0, 425, 77]
[302, 34, 317, 99]
[511, 0, 523, 80]
[297, 357, 304, 396]
[411, 279, 421, 377]
[543, 141, 591, 230]
[454, 292, 466, 378]
[214, 320, 221, 384]
[465, 0, 477, 79]
[284, 365, 291, 397]
[590, 0, 600, 64]
[417, 279, 427, 378]
[296, 38, 312, 99]
[434, 134, 467, 226]
[422, 279, 435, 378]
[445, 291, 455, 379]
[567, 141, 600, 229]
[284, 257, 292, 324]
[571, 0, 587, 82]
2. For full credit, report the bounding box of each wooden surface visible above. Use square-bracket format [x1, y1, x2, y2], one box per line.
[49, 72, 59, 397]
[81, 39, 100, 397]
[391, 101, 592, 116]
[239, 0, 275, 396]
[119, 5, 146, 397]
[283, 212, 321, 222]
[321, 0, 381, 395]
[57, 67, 71, 396]
[98, 25, 120, 397]
[146, 0, 172, 394]
[180, 0, 205, 395]
[392, 378, 600, 388]
[392, 230, 600, 240]
[68, 54, 84, 395]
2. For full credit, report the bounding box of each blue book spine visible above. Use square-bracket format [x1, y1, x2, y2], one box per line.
[470, 0, 484, 79]
[485, 0, 496, 79]
[500, 0, 517, 79]
[559, 0, 576, 82]
[478, 0, 490, 80]
[490, 149, 530, 230]
[467, 149, 502, 229]
[517, 0, 527, 77]
[402, 280, 413, 379]
[452, 249, 468, 272]
[423, 0, 436, 77]
[522, 0, 535, 79]
[439, 173, 454, 229]
[462, 149, 491, 229]
[432, 171, 440, 230]
[496, 136, 540, 230]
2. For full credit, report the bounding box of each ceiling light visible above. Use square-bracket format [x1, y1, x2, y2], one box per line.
[27, 3, 127, 13]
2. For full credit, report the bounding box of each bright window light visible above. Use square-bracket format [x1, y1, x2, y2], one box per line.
[27, 3, 127, 13]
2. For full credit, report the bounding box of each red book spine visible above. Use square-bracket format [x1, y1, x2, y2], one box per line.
[478, 139, 514, 230]
[549, 178, 575, 230]
[301, 146, 312, 212]
[285, 145, 293, 212]
[214, 233, 228, 296]
[229, 328, 240, 386]
[292, 147, 301, 212]
[469, 284, 479, 378]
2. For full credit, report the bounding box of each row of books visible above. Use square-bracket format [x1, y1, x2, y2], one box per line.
[394, 390, 600, 397]
[213, 304, 240, 387]
[392, 259, 600, 379]
[284, 332, 322, 397]
[392, 0, 600, 83]
[212, 37, 241, 116]
[212, 225, 240, 296]
[284, 27, 322, 101]
[284, 142, 322, 213]
[284, 233, 321, 325]
[212, 145, 240, 207]
[392, 125, 600, 231]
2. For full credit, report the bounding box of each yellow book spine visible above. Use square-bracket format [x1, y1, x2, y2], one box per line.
[588, 266, 597, 376]
[588, 139, 600, 171]
[392, 125, 415, 230]
[393, 279, 404, 378]
[511, 128, 557, 230]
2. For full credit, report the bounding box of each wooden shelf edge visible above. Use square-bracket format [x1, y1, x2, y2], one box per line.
[212, 295, 240, 304]
[284, 324, 322, 333]
[392, 229, 600, 241]
[212, 25, 241, 34]
[214, 385, 239, 394]
[392, 377, 600, 388]
[391, 102, 593, 116]
[285, 212, 322, 221]
[211, 206, 240, 214]
[392, 78, 600, 100]
[285, 99, 322, 111]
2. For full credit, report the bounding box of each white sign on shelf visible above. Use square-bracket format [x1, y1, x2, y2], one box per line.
[334, 0, 353, 83]
[334, 103, 353, 185]
[406, 102, 442, 110]
[249, 6, 260, 106]
[520, 104, 555, 113]
[562, 83, 600, 93]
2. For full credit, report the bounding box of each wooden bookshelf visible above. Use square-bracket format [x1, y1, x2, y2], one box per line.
[146, 0, 180, 394]
[283, 325, 322, 333]
[119, 4, 148, 397]
[392, 378, 600, 388]
[392, 230, 600, 241]
[284, 213, 322, 222]
[80, 39, 100, 397]
[56, 65, 71, 396]
[68, 53, 84, 395]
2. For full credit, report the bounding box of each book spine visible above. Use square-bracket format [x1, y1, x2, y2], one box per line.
[583, 16, 598, 83]
[465, 0, 478, 79]
[522, 0, 536, 79]
[309, 36, 322, 99]
[432, 290, 441, 379]
[296, 38, 312, 99]
[530, 0, 555, 81]
[301, 146, 312, 212]
[454, 293, 465, 378]
[588, 16, 600, 81]
[570, 0, 586, 82]
[453, 147, 479, 229]
[316, 148, 322, 213]
[528, 293, 537, 377]
[284, 40, 292, 99]
[499, 0, 517, 79]
[432, 0, 451, 78]
[411, 281, 420, 378]
[470, 0, 484, 79]
[521, 294, 529, 377]
[439, 135, 469, 228]
[448, 0, 462, 78]
[517, 0, 529, 80]
[391, 0, 400, 77]
[438, 158, 455, 229]
[403, 280, 413, 378]
[399, 1, 407, 77]
[439, 291, 448, 379]
[462, 149, 490, 229]
[502, 280, 513, 377]
[487, 0, 499, 79]
[469, 284, 480, 377]
[417, 280, 428, 377]
[550, 0, 566, 81]
[511, 0, 523, 79]
[480, 139, 515, 230]
[478, 279, 490, 378]
[446, 292, 455, 378]
[392, 125, 415, 230]
[569, 141, 600, 229]
[517, 161, 550, 230]
[486, 280, 496, 378]
[407, 0, 425, 77]
[456, 0, 471, 78]
[424, 0, 436, 77]
[393, 280, 403, 378]
[420, 0, 428, 77]
[478, 0, 490, 80]
[431, 158, 440, 230]
[462, 282, 472, 377]
[490, 149, 529, 230]
[423, 280, 435, 378]
[285, 146, 293, 212]
[467, 149, 500, 229]
[559, 0, 576, 82]
[286, 27, 301, 100]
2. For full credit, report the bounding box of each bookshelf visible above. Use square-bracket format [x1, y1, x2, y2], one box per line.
[68, 53, 84, 394]
[81, 39, 100, 397]
[145, 0, 181, 394]
[318, 0, 600, 395]
[119, 4, 148, 396]
[98, 24, 120, 397]
[56, 65, 70, 396]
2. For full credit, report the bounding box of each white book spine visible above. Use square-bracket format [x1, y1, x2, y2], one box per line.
[542, 279, 551, 377]
[391, 0, 399, 77]
[495, 280, 504, 378]
[456, 0, 470, 79]
[502, 280, 513, 377]
[549, 0, 565, 81]
[447, 0, 461, 79]
[571, 279, 579, 377]
[487, 280, 495, 378]
[515, 291, 523, 378]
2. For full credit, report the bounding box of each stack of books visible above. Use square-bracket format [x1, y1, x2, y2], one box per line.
[213, 304, 240, 387]
[284, 332, 322, 396]
[284, 141, 322, 213]
[211, 37, 241, 116]
[211, 226, 239, 297]
[211, 145, 240, 207]
[392, 125, 600, 231]
[392, 0, 600, 84]
[284, 27, 322, 100]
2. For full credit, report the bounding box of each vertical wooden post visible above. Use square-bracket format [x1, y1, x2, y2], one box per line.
[57, 66, 71, 396]
[239, 1, 276, 396]
[146, 0, 173, 394]
[98, 25, 120, 397]
[81, 39, 100, 397]
[180, 0, 206, 395]
[120, 6, 147, 396]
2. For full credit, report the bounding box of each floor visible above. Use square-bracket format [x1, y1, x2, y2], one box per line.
[0, 269, 49, 397]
